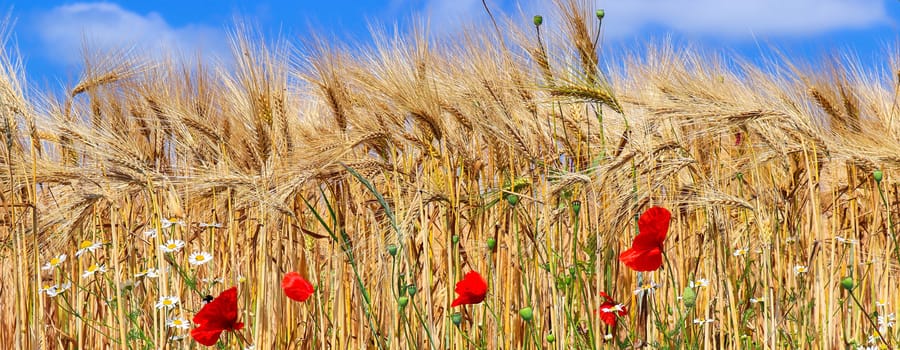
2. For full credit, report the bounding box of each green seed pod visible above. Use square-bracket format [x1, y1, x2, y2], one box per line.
[841, 276, 855, 291]
[546, 333, 556, 343]
[387, 244, 398, 257]
[682, 286, 696, 307]
[452, 235, 459, 244]
[874, 169, 884, 183]
[487, 238, 497, 251]
[596, 9, 605, 20]
[451, 312, 463, 327]
[519, 307, 534, 322]
[398, 296, 409, 308]
[533, 15, 543, 27]
[506, 194, 520, 206]
[572, 200, 582, 215]
[407, 284, 417, 297]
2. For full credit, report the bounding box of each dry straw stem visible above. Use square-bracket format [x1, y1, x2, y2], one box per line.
[4, 1, 900, 348]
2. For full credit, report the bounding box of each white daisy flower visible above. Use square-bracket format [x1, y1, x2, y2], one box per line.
[199, 222, 223, 228]
[876, 300, 888, 308]
[166, 317, 190, 330]
[693, 318, 714, 325]
[160, 239, 185, 253]
[75, 240, 103, 257]
[155, 296, 180, 310]
[188, 251, 213, 266]
[749, 297, 764, 304]
[161, 218, 185, 229]
[793, 265, 808, 275]
[601, 303, 626, 313]
[42, 254, 67, 270]
[81, 263, 107, 278]
[633, 281, 660, 295]
[143, 228, 158, 239]
[169, 334, 188, 341]
[732, 247, 749, 257]
[135, 267, 160, 278]
[878, 313, 895, 332]
[689, 278, 710, 288]
[603, 334, 613, 340]
[237, 275, 246, 283]
[45, 282, 72, 297]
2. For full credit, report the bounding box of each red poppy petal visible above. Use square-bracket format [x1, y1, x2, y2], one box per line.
[452, 271, 488, 307]
[193, 287, 240, 330]
[638, 207, 671, 243]
[283, 272, 315, 302]
[619, 247, 663, 271]
[190, 325, 224, 346]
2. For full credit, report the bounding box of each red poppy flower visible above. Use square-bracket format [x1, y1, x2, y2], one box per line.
[282, 272, 315, 302]
[619, 206, 671, 271]
[190, 287, 244, 346]
[451, 271, 488, 307]
[596, 291, 627, 327]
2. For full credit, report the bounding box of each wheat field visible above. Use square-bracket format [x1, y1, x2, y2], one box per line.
[1, 1, 900, 349]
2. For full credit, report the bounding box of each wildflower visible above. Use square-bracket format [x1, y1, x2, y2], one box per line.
[169, 334, 188, 341]
[237, 275, 246, 283]
[732, 247, 749, 257]
[199, 222, 223, 228]
[597, 292, 627, 327]
[451, 271, 488, 307]
[282, 272, 315, 302]
[876, 300, 888, 308]
[190, 287, 244, 346]
[633, 281, 660, 295]
[42, 254, 67, 270]
[143, 228, 158, 239]
[75, 240, 103, 257]
[793, 265, 808, 275]
[161, 218, 185, 229]
[689, 278, 709, 288]
[81, 263, 107, 278]
[188, 251, 213, 266]
[45, 282, 72, 297]
[835, 236, 859, 245]
[167, 317, 190, 330]
[519, 307, 534, 321]
[603, 334, 613, 340]
[878, 313, 895, 332]
[155, 296, 180, 310]
[160, 239, 185, 253]
[619, 206, 671, 271]
[135, 267, 160, 278]
[693, 318, 714, 326]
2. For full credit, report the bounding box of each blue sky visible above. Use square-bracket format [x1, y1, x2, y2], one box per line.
[2, 0, 899, 87]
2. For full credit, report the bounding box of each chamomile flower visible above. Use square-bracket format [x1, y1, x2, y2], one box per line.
[199, 222, 223, 228]
[793, 265, 808, 275]
[749, 297, 765, 304]
[166, 317, 190, 330]
[42, 254, 67, 270]
[81, 263, 107, 278]
[188, 251, 213, 266]
[732, 247, 749, 257]
[143, 228, 158, 239]
[135, 267, 160, 278]
[600, 303, 626, 313]
[878, 313, 895, 332]
[75, 240, 103, 257]
[237, 275, 246, 283]
[45, 282, 72, 297]
[693, 318, 714, 326]
[876, 300, 888, 308]
[603, 334, 613, 340]
[160, 239, 185, 253]
[633, 281, 660, 295]
[161, 218, 185, 229]
[155, 296, 180, 310]
[835, 236, 859, 245]
[689, 278, 710, 288]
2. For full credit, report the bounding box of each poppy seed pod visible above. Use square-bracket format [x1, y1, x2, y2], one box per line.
[572, 200, 582, 215]
[519, 307, 534, 321]
[546, 334, 556, 343]
[533, 15, 543, 27]
[407, 284, 417, 297]
[451, 312, 463, 327]
[874, 169, 884, 183]
[506, 194, 519, 206]
[596, 9, 605, 20]
[398, 296, 409, 308]
[841, 277, 854, 291]
[452, 235, 459, 244]
[487, 238, 497, 251]
[682, 286, 696, 307]
[387, 244, 398, 257]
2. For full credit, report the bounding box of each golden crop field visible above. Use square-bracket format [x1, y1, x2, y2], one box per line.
[0, 1, 898, 349]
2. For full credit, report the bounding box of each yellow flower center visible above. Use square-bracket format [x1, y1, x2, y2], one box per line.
[167, 244, 177, 249]
[163, 300, 173, 305]
[50, 258, 59, 265]
[195, 255, 206, 261]
[79, 240, 93, 249]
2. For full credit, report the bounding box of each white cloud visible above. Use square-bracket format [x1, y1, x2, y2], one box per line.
[592, 0, 888, 39]
[32, 2, 227, 66]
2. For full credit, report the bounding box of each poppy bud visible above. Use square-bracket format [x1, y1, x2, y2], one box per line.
[572, 200, 582, 215]
[398, 296, 409, 308]
[519, 307, 534, 321]
[841, 276, 854, 291]
[407, 284, 417, 297]
[874, 169, 884, 183]
[736, 172, 743, 181]
[487, 238, 497, 251]
[451, 312, 463, 327]
[506, 194, 519, 206]
[387, 244, 398, 257]
[452, 235, 459, 244]
[546, 333, 556, 343]
[596, 9, 605, 20]
[533, 15, 543, 27]
[682, 286, 696, 307]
